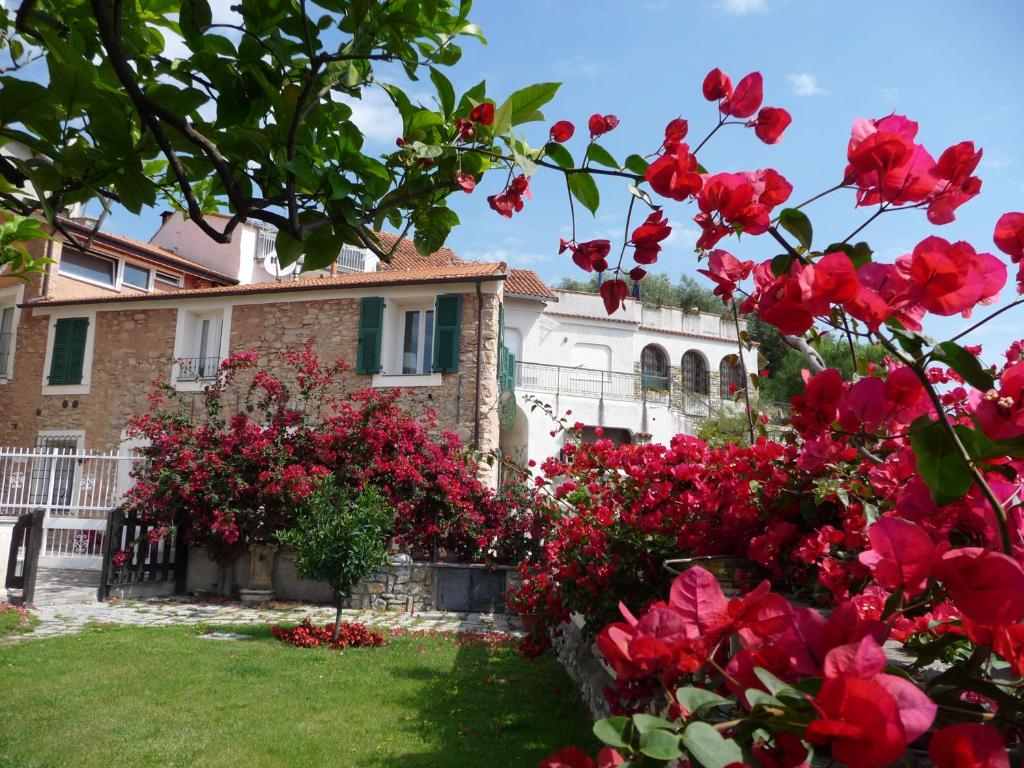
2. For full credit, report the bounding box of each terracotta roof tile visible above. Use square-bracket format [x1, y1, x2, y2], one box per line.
[26, 263, 507, 308]
[373, 231, 464, 271]
[505, 269, 556, 300]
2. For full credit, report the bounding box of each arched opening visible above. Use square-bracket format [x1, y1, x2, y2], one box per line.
[719, 354, 747, 398]
[681, 350, 710, 395]
[641, 344, 670, 391]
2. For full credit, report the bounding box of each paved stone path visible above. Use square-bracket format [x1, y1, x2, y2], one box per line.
[3, 597, 523, 644]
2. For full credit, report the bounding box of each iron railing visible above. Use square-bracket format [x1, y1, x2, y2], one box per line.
[175, 356, 222, 381]
[514, 360, 723, 416]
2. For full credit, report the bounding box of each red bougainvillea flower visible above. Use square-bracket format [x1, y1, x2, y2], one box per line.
[929, 724, 1010, 768]
[549, 120, 575, 143]
[845, 115, 939, 208]
[858, 517, 937, 597]
[599, 278, 629, 314]
[750, 107, 792, 144]
[976, 360, 1024, 441]
[807, 636, 936, 768]
[756, 272, 815, 336]
[836, 376, 886, 433]
[721, 72, 763, 118]
[628, 266, 646, 281]
[487, 174, 531, 218]
[902, 236, 1006, 317]
[697, 249, 754, 302]
[702, 67, 733, 101]
[539, 746, 625, 768]
[751, 732, 809, 768]
[645, 142, 702, 202]
[994, 212, 1024, 262]
[933, 547, 1024, 625]
[565, 239, 611, 273]
[454, 171, 475, 193]
[588, 113, 619, 137]
[790, 368, 845, 435]
[883, 365, 930, 424]
[809, 251, 860, 306]
[695, 171, 789, 249]
[928, 141, 983, 224]
[454, 118, 474, 140]
[631, 211, 672, 264]
[664, 117, 688, 142]
[469, 102, 494, 125]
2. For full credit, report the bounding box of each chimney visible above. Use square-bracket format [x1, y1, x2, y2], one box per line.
[329, 260, 338, 277]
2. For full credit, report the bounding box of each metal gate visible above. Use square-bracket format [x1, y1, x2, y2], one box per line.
[0, 446, 143, 569]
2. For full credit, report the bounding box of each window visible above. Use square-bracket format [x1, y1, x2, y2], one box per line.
[640, 344, 669, 391]
[155, 271, 182, 288]
[122, 262, 151, 290]
[682, 350, 710, 395]
[720, 354, 747, 398]
[336, 246, 366, 274]
[59, 250, 117, 287]
[255, 227, 276, 263]
[178, 313, 223, 380]
[48, 317, 89, 386]
[401, 309, 434, 374]
[0, 305, 13, 377]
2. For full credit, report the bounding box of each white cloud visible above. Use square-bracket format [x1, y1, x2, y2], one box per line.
[337, 88, 404, 144]
[879, 87, 900, 103]
[788, 73, 827, 97]
[715, 0, 767, 15]
[553, 55, 600, 79]
[462, 247, 554, 268]
[981, 151, 1013, 172]
[664, 227, 699, 249]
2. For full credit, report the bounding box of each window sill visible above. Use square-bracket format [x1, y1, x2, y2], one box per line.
[42, 383, 90, 396]
[372, 373, 443, 388]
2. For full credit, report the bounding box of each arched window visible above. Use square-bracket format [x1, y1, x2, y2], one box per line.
[682, 350, 709, 395]
[641, 345, 669, 391]
[719, 354, 747, 398]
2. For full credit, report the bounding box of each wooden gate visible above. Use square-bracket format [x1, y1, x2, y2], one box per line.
[4, 510, 44, 605]
[0, 446, 144, 569]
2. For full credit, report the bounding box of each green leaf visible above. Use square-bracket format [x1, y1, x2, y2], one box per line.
[429, 67, 455, 117]
[624, 154, 649, 176]
[632, 714, 677, 734]
[744, 689, 783, 709]
[778, 208, 813, 251]
[413, 206, 458, 256]
[681, 722, 743, 768]
[303, 225, 346, 270]
[586, 143, 618, 169]
[506, 82, 560, 126]
[275, 229, 303, 268]
[825, 241, 873, 268]
[770, 253, 795, 277]
[593, 716, 631, 749]
[675, 687, 731, 715]
[933, 341, 995, 392]
[753, 667, 798, 698]
[909, 416, 974, 505]
[544, 143, 574, 169]
[568, 173, 600, 216]
[491, 98, 513, 138]
[639, 729, 683, 761]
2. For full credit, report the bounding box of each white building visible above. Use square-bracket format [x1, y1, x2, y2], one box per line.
[501, 286, 758, 468]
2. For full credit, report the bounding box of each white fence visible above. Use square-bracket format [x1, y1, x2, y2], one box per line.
[0, 447, 144, 569]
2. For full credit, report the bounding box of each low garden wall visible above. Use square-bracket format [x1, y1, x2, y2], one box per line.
[552, 613, 615, 720]
[183, 547, 519, 613]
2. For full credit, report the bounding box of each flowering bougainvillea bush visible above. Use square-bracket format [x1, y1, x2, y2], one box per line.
[462, 64, 1024, 765]
[270, 619, 385, 650]
[124, 341, 546, 566]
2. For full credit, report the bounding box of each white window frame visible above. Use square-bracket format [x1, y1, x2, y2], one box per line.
[155, 270, 183, 288]
[40, 308, 97, 396]
[373, 299, 442, 387]
[58, 249, 120, 290]
[121, 260, 153, 291]
[0, 283, 22, 383]
[171, 305, 232, 392]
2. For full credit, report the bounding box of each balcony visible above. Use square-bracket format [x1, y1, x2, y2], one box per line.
[515, 360, 714, 417]
[175, 356, 222, 382]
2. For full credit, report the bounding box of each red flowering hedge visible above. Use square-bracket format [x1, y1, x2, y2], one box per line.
[124, 341, 546, 566]
[271, 619, 385, 650]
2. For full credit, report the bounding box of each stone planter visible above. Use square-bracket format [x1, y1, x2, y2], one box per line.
[239, 542, 277, 603]
[663, 555, 765, 593]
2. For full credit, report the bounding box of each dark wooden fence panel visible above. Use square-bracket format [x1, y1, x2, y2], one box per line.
[4, 510, 44, 605]
[98, 509, 184, 600]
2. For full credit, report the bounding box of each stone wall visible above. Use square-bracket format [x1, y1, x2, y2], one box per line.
[0, 287, 502, 463]
[552, 614, 615, 720]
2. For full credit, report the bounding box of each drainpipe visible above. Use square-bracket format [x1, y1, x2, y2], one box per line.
[39, 236, 55, 299]
[473, 278, 484, 446]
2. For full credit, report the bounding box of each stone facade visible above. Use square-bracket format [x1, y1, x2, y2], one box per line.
[552, 614, 615, 719]
[0, 283, 502, 464]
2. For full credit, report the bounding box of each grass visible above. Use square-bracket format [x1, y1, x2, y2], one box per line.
[0, 603, 38, 638]
[0, 623, 596, 768]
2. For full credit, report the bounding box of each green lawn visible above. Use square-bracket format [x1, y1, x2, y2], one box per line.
[0, 604, 37, 638]
[0, 624, 595, 768]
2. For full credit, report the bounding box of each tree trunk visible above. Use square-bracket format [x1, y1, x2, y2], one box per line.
[332, 600, 343, 643]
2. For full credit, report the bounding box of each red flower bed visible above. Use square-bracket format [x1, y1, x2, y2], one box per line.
[271, 619, 385, 650]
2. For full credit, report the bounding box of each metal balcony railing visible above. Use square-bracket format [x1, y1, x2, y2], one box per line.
[175, 356, 222, 382]
[514, 360, 721, 416]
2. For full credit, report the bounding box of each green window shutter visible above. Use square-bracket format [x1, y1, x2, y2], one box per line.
[356, 297, 384, 374]
[48, 317, 89, 385]
[432, 293, 462, 374]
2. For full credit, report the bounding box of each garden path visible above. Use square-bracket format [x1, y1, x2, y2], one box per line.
[2, 596, 522, 643]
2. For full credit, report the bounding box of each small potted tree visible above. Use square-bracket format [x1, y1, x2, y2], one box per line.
[277, 477, 395, 643]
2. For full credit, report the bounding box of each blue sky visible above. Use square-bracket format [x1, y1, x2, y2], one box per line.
[103, 0, 1024, 358]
